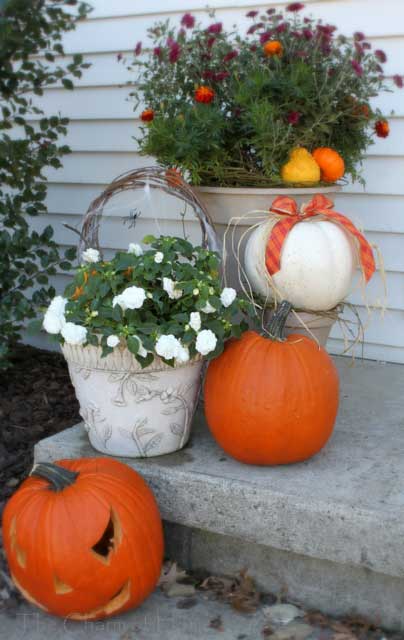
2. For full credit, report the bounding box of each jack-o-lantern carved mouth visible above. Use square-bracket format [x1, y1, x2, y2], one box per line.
[69, 580, 131, 620]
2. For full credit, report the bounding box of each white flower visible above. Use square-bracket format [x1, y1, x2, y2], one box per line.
[112, 286, 146, 310]
[163, 277, 183, 300]
[196, 329, 217, 356]
[201, 301, 216, 314]
[128, 243, 143, 256]
[220, 287, 237, 308]
[107, 335, 120, 348]
[43, 296, 67, 334]
[43, 311, 64, 334]
[48, 296, 67, 317]
[154, 251, 164, 264]
[176, 344, 190, 364]
[82, 248, 100, 263]
[193, 288, 199, 296]
[61, 322, 87, 346]
[189, 312, 201, 332]
[155, 334, 181, 360]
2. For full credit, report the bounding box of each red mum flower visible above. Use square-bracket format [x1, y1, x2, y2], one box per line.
[181, 13, 195, 29]
[207, 37, 216, 48]
[214, 71, 230, 82]
[223, 50, 238, 63]
[375, 120, 389, 138]
[169, 42, 181, 63]
[351, 60, 363, 76]
[195, 86, 215, 103]
[287, 111, 301, 125]
[375, 49, 387, 63]
[250, 44, 258, 52]
[202, 70, 214, 80]
[393, 74, 403, 88]
[354, 31, 365, 41]
[207, 22, 222, 34]
[153, 46, 163, 59]
[246, 10, 259, 18]
[276, 22, 288, 33]
[134, 41, 142, 56]
[302, 28, 313, 40]
[260, 31, 273, 44]
[286, 2, 305, 11]
[247, 23, 264, 35]
[141, 108, 154, 123]
[267, 8, 276, 14]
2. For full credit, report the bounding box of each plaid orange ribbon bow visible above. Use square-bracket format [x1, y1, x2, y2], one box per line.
[265, 194, 375, 282]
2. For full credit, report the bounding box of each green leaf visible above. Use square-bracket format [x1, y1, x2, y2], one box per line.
[127, 335, 140, 355]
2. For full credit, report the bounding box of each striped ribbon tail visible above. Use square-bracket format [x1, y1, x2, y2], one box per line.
[265, 216, 299, 276]
[326, 211, 376, 282]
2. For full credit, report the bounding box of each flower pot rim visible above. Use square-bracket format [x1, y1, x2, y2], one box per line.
[194, 185, 342, 195]
[62, 342, 203, 374]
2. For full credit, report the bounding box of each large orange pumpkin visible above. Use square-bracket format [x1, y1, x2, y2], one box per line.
[2, 457, 163, 619]
[204, 301, 339, 465]
[312, 147, 345, 182]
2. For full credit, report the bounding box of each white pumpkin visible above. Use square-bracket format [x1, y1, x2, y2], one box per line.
[244, 217, 357, 311]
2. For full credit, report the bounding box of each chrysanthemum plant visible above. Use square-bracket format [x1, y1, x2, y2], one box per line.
[43, 236, 253, 367]
[127, 3, 402, 187]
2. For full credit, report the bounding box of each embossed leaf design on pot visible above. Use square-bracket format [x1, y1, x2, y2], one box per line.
[80, 403, 112, 448]
[170, 423, 185, 437]
[109, 372, 157, 406]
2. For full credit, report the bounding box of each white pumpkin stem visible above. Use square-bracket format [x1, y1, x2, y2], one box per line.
[267, 300, 292, 341]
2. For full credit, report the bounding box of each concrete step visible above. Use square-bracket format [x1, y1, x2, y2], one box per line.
[34, 356, 404, 631]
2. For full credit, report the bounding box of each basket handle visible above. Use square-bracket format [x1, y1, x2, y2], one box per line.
[78, 166, 221, 260]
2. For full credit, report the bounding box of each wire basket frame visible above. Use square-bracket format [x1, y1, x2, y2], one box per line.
[78, 166, 221, 259]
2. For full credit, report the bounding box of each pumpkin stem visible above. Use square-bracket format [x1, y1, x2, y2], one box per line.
[30, 462, 79, 491]
[267, 300, 293, 341]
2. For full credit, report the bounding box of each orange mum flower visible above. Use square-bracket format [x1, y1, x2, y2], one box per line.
[141, 108, 154, 122]
[263, 40, 283, 57]
[375, 119, 389, 138]
[194, 86, 215, 104]
[124, 267, 133, 278]
[71, 285, 84, 300]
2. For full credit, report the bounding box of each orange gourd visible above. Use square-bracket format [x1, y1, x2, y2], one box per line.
[204, 301, 339, 465]
[2, 457, 163, 620]
[312, 147, 345, 182]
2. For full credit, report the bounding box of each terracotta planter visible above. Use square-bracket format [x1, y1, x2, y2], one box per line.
[284, 310, 337, 347]
[62, 343, 203, 457]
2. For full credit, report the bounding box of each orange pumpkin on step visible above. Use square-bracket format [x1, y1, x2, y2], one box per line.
[204, 301, 339, 465]
[312, 147, 345, 182]
[2, 458, 163, 619]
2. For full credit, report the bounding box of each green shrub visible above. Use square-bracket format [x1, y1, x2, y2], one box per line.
[0, 0, 90, 369]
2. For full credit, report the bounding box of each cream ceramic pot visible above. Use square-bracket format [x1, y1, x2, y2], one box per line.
[62, 344, 203, 457]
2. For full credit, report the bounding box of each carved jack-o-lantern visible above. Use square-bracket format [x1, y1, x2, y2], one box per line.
[2, 458, 164, 620]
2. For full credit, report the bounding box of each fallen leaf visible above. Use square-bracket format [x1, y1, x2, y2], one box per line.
[209, 615, 224, 632]
[176, 597, 198, 610]
[159, 561, 188, 593]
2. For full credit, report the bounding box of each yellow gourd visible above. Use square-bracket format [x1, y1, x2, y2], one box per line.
[281, 147, 320, 184]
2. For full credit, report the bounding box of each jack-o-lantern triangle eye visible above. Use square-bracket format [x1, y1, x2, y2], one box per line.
[91, 508, 122, 564]
[9, 517, 26, 569]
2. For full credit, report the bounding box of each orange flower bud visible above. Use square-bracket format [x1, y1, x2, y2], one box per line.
[375, 120, 389, 138]
[263, 40, 283, 57]
[141, 108, 154, 122]
[194, 86, 215, 104]
[71, 285, 84, 300]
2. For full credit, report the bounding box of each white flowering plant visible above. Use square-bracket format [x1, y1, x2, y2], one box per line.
[43, 235, 253, 367]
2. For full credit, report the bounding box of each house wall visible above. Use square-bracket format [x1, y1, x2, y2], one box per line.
[30, 0, 404, 362]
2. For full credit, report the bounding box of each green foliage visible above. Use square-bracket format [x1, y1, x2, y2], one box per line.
[128, 7, 396, 187]
[0, 0, 90, 369]
[46, 236, 253, 367]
